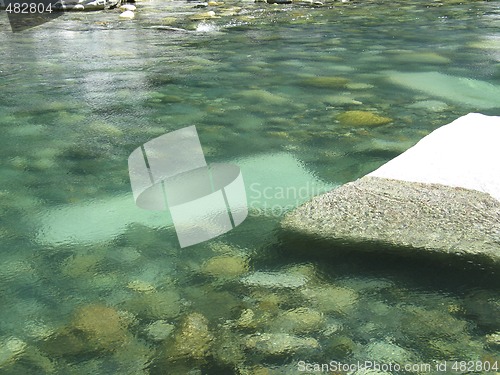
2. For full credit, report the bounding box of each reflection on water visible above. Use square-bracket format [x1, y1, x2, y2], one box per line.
[0, 0, 499, 373]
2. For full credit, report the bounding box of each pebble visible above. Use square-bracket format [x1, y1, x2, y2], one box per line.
[119, 10, 135, 19]
[145, 320, 175, 342]
[244, 333, 319, 355]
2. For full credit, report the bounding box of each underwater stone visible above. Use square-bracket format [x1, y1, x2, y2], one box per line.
[408, 100, 449, 112]
[244, 333, 319, 356]
[299, 76, 349, 89]
[201, 255, 249, 278]
[124, 290, 182, 320]
[72, 304, 131, 351]
[336, 110, 393, 126]
[145, 320, 175, 342]
[236, 89, 290, 106]
[386, 71, 500, 109]
[167, 312, 213, 360]
[241, 271, 307, 289]
[0, 338, 27, 369]
[365, 341, 416, 365]
[301, 286, 358, 315]
[272, 307, 324, 334]
[127, 280, 156, 293]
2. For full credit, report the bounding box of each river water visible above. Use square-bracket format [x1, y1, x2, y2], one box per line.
[0, 0, 499, 373]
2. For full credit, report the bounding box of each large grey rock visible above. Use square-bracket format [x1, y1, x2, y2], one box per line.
[281, 113, 500, 265]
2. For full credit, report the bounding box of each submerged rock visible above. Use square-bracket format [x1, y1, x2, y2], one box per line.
[167, 313, 213, 360]
[201, 255, 249, 278]
[301, 286, 358, 315]
[271, 307, 324, 333]
[244, 333, 319, 356]
[300, 76, 349, 89]
[336, 110, 392, 126]
[282, 113, 500, 265]
[145, 320, 175, 342]
[72, 304, 131, 351]
[386, 71, 500, 109]
[241, 271, 308, 289]
[0, 338, 27, 369]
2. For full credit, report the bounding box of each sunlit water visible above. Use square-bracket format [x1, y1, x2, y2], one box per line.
[0, 0, 499, 373]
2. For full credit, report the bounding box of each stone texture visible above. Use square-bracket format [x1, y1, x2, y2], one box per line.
[282, 176, 500, 264]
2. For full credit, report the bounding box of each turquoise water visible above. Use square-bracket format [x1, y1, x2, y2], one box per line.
[0, 0, 499, 373]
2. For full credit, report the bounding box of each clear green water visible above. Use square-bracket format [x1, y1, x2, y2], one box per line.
[0, 0, 499, 373]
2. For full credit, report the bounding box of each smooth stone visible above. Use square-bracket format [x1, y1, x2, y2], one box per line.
[299, 76, 349, 89]
[73, 4, 84, 10]
[124, 290, 181, 320]
[301, 286, 358, 314]
[201, 255, 249, 278]
[337, 110, 392, 126]
[145, 321, 175, 342]
[127, 280, 156, 293]
[345, 82, 374, 90]
[119, 10, 135, 19]
[390, 51, 451, 64]
[408, 100, 449, 112]
[386, 71, 500, 109]
[365, 341, 415, 364]
[271, 307, 323, 333]
[71, 304, 131, 351]
[244, 333, 319, 355]
[236, 89, 290, 105]
[241, 271, 307, 289]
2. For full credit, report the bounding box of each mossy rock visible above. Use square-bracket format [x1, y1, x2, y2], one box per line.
[300, 76, 349, 89]
[201, 255, 249, 278]
[337, 110, 392, 126]
[166, 312, 213, 360]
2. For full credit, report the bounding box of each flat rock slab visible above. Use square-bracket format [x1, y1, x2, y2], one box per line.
[282, 176, 500, 264]
[282, 113, 500, 265]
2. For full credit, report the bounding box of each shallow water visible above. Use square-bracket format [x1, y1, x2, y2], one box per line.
[0, 0, 499, 373]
